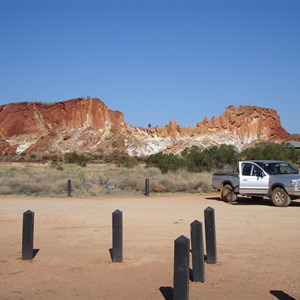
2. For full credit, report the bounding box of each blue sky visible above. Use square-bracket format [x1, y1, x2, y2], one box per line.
[0, 0, 299, 133]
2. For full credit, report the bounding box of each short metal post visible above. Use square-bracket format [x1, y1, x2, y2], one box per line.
[22, 210, 35, 260]
[191, 220, 205, 282]
[112, 209, 123, 262]
[173, 235, 190, 300]
[67, 179, 72, 197]
[204, 207, 217, 264]
[145, 178, 150, 196]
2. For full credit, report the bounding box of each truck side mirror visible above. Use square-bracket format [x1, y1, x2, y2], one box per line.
[255, 169, 264, 178]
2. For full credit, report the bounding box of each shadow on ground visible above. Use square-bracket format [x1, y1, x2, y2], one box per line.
[270, 290, 296, 300]
[205, 196, 300, 207]
[159, 286, 173, 300]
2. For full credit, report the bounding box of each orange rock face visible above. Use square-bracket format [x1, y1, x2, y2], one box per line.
[0, 98, 124, 138]
[0, 98, 125, 154]
[0, 99, 296, 156]
[196, 105, 290, 143]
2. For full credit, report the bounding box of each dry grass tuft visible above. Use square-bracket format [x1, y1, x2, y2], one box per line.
[0, 163, 214, 197]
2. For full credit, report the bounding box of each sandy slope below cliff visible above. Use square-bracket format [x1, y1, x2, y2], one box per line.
[0, 193, 299, 300]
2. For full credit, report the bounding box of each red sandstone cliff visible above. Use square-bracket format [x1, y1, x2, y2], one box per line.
[196, 105, 290, 143]
[0, 98, 126, 154]
[0, 98, 124, 138]
[0, 98, 296, 157]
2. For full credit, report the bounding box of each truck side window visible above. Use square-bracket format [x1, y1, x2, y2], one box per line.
[242, 163, 252, 176]
[252, 166, 262, 176]
[267, 164, 276, 175]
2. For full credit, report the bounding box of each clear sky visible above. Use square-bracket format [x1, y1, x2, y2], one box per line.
[0, 0, 299, 133]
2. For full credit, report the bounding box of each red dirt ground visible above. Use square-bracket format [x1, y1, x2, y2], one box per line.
[0, 193, 299, 300]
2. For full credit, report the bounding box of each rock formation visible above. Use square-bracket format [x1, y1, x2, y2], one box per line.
[196, 105, 290, 144]
[0, 97, 295, 157]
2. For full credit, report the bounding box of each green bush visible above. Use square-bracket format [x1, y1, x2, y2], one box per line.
[64, 152, 87, 167]
[118, 157, 138, 168]
[146, 152, 185, 174]
[241, 142, 287, 161]
[239, 142, 300, 167]
[146, 145, 239, 173]
[182, 144, 239, 172]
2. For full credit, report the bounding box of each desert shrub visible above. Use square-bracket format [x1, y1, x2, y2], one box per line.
[78, 172, 86, 185]
[241, 143, 274, 160]
[98, 175, 109, 185]
[50, 159, 64, 170]
[186, 180, 201, 190]
[174, 183, 188, 192]
[92, 154, 104, 161]
[153, 181, 167, 192]
[56, 165, 64, 171]
[42, 155, 50, 162]
[89, 191, 97, 196]
[135, 179, 146, 192]
[143, 167, 162, 177]
[158, 179, 176, 192]
[196, 182, 211, 193]
[152, 179, 187, 193]
[282, 142, 300, 163]
[118, 156, 138, 168]
[145, 144, 239, 174]
[8, 179, 25, 194]
[64, 152, 87, 167]
[183, 144, 239, 172]
[22, 183, 45, 195]
[239, 142, 300, 164]
[117, 177, 137, 190]
[0, 185, 12, 194]
[0, 162, 215, 196]
[8, 180, 47, 195]
[146, 152, 185, 173]
[70, 179, 81, 190]
[4, 168, 15, 178]
[82, 181, 93, 191]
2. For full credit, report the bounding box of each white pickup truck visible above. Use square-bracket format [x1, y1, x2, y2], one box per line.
[212, 160, 300, 207]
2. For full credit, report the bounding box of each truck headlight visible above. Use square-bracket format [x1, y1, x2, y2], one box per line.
[290, 179, 300, 187]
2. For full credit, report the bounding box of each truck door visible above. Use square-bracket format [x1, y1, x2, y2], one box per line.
[239, 162, 269, 195]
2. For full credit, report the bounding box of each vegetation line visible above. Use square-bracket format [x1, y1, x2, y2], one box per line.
[0, 143, 298, 197]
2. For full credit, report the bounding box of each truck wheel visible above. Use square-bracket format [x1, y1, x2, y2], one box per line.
[221, 184, 237, 203]
[271, 187, 291, 207]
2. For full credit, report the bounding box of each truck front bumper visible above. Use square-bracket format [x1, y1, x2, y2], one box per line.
[285, 186, 300, 199]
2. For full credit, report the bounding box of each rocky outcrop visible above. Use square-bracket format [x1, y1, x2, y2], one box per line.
[0, 98, 296, 157]
[0, 98, 124, 137]
[196, 105, 290, 144]
[0, 98, 125, 154]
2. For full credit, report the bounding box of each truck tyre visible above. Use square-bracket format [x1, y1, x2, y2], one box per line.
[221, 184, 237, 203]
[271, 187, 291, 207]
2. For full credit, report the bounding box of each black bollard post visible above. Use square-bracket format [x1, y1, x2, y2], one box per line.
[67, 179, 72, 197]
[204, 207, 217, 264]
[22, 210, 35, 260]
[173, 235, 190, 300]
[190, 220, 205, 282]
[145, 178, 150, 196]
[112, 209, 123, 262]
